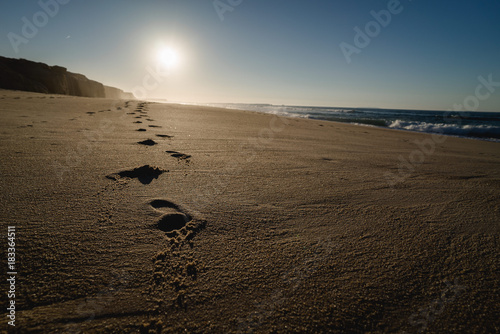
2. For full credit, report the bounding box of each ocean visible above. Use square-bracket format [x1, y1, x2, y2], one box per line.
[196, 103, 500, 142]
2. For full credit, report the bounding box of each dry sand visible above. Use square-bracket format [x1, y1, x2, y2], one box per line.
[0, 90, 499, 333]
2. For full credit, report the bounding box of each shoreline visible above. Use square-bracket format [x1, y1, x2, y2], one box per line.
[3, 88, 499, 142]
[159, 100, 500, 143]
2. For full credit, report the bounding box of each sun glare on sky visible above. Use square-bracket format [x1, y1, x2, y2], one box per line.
[156, 46, 180, 70]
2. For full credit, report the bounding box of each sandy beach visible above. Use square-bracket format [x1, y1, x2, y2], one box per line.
[1, 90, 499, 333]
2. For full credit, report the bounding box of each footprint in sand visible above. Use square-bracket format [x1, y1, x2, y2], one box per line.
[149, 200, 205, 240]
[166, 151, 191, 160]
[134, 121, 143, 124]
[150, 200, 192, 234]
[149, 198, 206, 309]
[156, 134, 173, 138]
[136, 128, 147, 132]
[138, 139, 157, 146]
[149, 125, 162, 128]
[106, 165, 167, 184]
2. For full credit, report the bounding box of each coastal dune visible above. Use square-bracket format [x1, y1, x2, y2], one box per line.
[0, 90, 498, 333]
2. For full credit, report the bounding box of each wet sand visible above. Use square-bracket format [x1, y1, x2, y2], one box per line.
[1, 90, 499, 333]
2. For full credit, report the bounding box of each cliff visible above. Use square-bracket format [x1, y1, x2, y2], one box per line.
[0, 56, 134, 99]
[104, 85, 135, 100]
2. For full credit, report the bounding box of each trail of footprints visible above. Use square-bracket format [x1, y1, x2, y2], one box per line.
[131, 102, 191, 162]
[100, 101, 204, 318]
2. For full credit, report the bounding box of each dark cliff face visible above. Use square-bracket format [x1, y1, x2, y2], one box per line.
[0, 56, 134, 99]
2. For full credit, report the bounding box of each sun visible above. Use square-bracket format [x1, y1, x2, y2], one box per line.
[156, 46, 179, 70]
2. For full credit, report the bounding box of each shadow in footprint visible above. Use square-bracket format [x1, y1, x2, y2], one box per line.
[138, 139, 157, 146]
[157, 213, 191, 233]
[151, 200, 191, 233]
[151, 199, 180, 209]
[166, 151, 191, 160]
[106, 165, 167, 184]
[149, 125, 162, 128]
[149, 199, 204, 238]
[136, 128, 147, 132]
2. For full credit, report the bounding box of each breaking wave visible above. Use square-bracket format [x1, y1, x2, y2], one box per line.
[388, 120, 500, 141]
[174, 102, 500, 142]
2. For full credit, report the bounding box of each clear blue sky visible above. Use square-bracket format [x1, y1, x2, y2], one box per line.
[1, 0, 499, 111]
